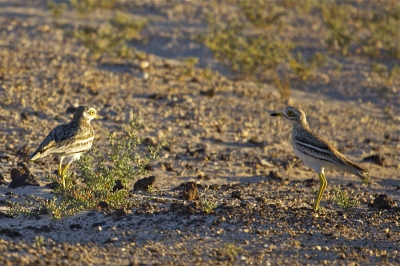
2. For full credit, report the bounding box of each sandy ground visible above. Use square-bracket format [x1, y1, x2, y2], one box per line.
[0, 0, 399, 265]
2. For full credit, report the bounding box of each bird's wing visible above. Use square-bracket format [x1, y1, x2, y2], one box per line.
[30, 123, 88, 160]
[294, 132, 377, 185]
[293, 132, 340, 164]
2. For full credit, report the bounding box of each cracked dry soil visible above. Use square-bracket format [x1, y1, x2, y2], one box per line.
[0, 1, 399, 265]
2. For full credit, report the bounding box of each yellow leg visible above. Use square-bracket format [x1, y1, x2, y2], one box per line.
[58, 162, 63, 176]
[58, 157, 65, 176]
[60, 164, 70, 188]
[313, 173, 327, 212]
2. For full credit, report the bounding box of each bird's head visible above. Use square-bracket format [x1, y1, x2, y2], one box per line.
[73, 106, 102, 121]
[270, 106, 307, 125]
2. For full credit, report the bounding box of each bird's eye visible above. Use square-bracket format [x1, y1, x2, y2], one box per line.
[287, 110, 295, 116]
[89, 110, 95, 116]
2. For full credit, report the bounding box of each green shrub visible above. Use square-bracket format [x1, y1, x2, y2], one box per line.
[201, 197, 217, 214]
[321, 2, 356, 55]
[203, 21, 294, 80]
[47, 0, 67, 17]
[178, 57, 199, 80]
[224, 243, 243, 261]
[371, 63, 400, 86]
[70, 0, 121, 16]
[73, 12, 147, 58]
[360, 7, 400, 58]
[289, 52, 327, 81]
[237, 0, 287, 29]
[333, 186, 360, 211]
[8, 117, 167, 219]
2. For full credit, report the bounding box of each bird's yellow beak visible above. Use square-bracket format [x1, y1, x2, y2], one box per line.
[95, 114, 102, 119]
[270, 112, 284, 117]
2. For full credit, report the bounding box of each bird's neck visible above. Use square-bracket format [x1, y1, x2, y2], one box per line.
[293, 118, 310, 131]
[74, 118, 92, 126]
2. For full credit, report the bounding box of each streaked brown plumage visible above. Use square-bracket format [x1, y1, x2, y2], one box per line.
[30, 106, 101, 187]
[271, 106, 377, 211]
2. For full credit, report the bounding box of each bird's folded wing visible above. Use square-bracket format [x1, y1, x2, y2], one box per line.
[33, 124, 80, 156]
[293, 134, 340, 164]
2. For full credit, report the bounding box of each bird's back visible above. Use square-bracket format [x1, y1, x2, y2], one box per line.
[30, 120, 94, 160]
[292, 125, 376, 184]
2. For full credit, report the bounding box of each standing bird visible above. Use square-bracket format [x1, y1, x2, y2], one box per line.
[29, 106, 101, 187]
[270, 106, 377, 211]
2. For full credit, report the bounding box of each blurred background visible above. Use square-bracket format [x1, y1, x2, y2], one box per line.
[1, 0, 399, 112]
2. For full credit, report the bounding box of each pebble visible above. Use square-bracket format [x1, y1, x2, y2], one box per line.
[109, 237, 118, 243]
[139, 60, 150, 69]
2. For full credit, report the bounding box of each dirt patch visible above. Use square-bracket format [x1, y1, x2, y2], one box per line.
[0, 0, 399, 265]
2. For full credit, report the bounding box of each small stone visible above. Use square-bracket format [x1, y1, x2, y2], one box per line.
[181, 182, 198, 200]
[16, 146, 30, 158]
[142, 72, 149, 80]
[362, 154, 387, 166]
[8, 174, 39, 188]
[200, 88, 215, 97]
[231, 190, 242, 199]
[284, 98, 294, 106]
[0, 173, 6, 186]
[70, 224, 82, 230]
[10, 167, 26, 180]
[240, 129, 249, 138]
[0, 229, 21, 238]
[372, 194, 397, 209]
[133, 176, 156, 191]
[139, 60, 150, 69]
[112, 208, 129, 221]
[92, 221, 107, 227]
[255, 197, 268, 204]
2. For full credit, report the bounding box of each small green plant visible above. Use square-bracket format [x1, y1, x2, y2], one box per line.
[47, 0, 67, 17]
[73, 12, 147, 58]
[371, 62, 400, 87]
[70, 0, 120, 16]
[333, 186, 360, 211]
[201, 197, 217, 214]
[202, 6, 295, 99]
[291, 0, 317, 15]
[7, 195, 49, 218]
[178, 57, 199, 80]
[289, 52, 327, 81]
[203, 20, 294, 79]
[359, 7, 400, 58]
[321, 2, 356, 55]
[237, 0, 287, 29]
[47, 0, 121, 18]
[272, 71, 291, 100]
[147, 185, 154, 193]
[225, 243, 243, 261]
[35, 236, 45, 247]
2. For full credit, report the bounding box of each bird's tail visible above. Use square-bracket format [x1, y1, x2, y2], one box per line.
[344, 158, 379, 186]
[349, 163, 378, 186]
[358, 170, 379, 186]
[29, 151, 40, 161]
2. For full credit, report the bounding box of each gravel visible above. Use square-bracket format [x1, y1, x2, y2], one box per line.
[0, 1, 399, 265]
